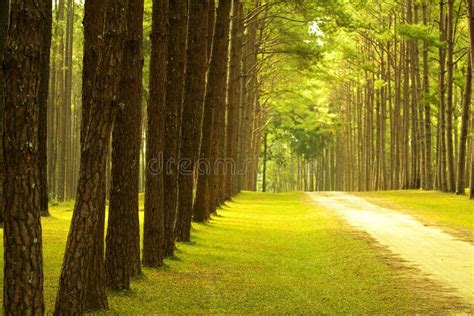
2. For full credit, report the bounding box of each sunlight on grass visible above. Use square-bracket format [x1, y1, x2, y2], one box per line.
[356, 190, 474, 231]
[0, 192, 451, 313]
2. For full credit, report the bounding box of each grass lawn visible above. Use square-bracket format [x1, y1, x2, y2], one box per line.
[355, 190, 474, 234]
[0, 192, 460, 314]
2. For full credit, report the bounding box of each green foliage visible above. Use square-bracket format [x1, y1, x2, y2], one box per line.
[397, 23, 444, 47]
[261, 0, 471, 192]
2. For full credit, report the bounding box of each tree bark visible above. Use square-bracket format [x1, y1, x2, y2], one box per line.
[422, 3, 433, 190]
[163, 0, 188, 257]
[262, 132, 268, 192]
[207, 0, 215, 60]
[466, 0, 474, 199]
[0, 0, 10, 223]
[106, 0, 144, 289]
[445, 0, 456, 192]
[225, 0, 242, 200]
[437, 0, 448, 191]
[456, 54, 472, 194]
[2, 0, 50, 313]
[193, 0, 232, 222]
[54, 0, 128, 313]
[64, 0, 74, 200]
[38, 0, 52, 217]
[175, 0, 209, 242]
[143, 0, 169, 267]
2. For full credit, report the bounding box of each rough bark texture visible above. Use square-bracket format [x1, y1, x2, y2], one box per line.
[2, 0, 48, 313]
[207, 0, 215, 60]
[0, 0, 9, 223]
[79, 1, 109, 311]
[163, 0, 188, 257]
[84, 200, 108, 311]
[224, 0, 242, 200]
[175, 0, 209, 242]
[193, 0, 232, 222]
[54, 0, 128, 313]
[106, 0, 144, 289]
[143, 0, 169, 267]
[38, 0, 52, 217]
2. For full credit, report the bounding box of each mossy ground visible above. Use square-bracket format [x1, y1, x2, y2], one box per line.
[0, 191, 463, 314]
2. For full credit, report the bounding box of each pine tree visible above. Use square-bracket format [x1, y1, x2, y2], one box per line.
[163, 0, 188, 256]
[106, 0, 144, 289]
[175, 0, 210, 242]
[193, 0, 232, 222]
[2, 0, 51, 312]
[143, 0, 169, 267]
[54, 0, 128, 312]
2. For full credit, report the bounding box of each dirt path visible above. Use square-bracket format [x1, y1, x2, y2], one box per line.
[307, 192, 474, 306]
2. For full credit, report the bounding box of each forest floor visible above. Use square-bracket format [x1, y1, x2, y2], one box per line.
[0, 192, 471, 314]
[307, 192, 474, 310]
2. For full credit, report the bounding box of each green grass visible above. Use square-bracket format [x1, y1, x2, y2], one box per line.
[0, 192, 455, 314]
[355, 190, 474, 231]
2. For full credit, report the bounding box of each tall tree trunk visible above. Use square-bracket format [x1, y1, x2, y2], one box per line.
[224, 0, 242, 200]
[193, 0, 232, 222]
[47, 0, 59, 202]
[64, 0, 74, 200]
[262, 132, 268, 192]
[456, 54, 472, 194]
[422, 2, 433, 190]
[175, 0, 209, 242]
[106, 0, 144, 289]
[438, 0, 448, 191]
[54, 0, 128, 313]
[38, 0, 52, 217]
[0, 0, 10, 223]
[143, 0, 168, 268]
[207, 0, 215, 59]
[2, 0, 50, 312]
[55, 0, 67, 201]
[466, 0, 474, 199]
[446, 0, 456, 192]
[163, 0, 187, 257]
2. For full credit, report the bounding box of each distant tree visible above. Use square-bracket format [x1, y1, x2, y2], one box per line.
[445, 0, 456, 192]
[54, 0, 128, 313]
[106, 0, 144, 289]
[143, 0, 169, 267]
[456, 54, 471, 195]
[2, 0, 51, 312]
[422, 2, 433, 190]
